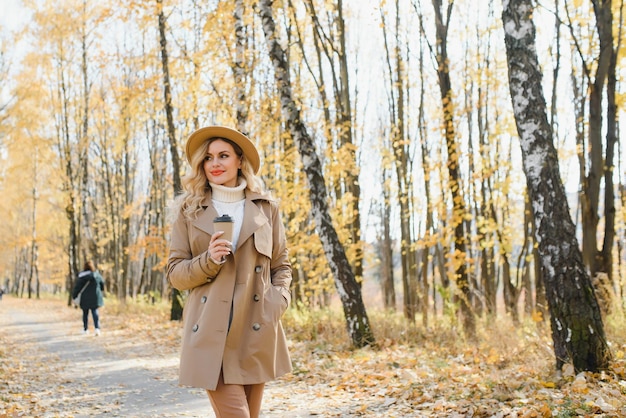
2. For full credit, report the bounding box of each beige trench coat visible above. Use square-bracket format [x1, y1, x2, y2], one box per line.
[167, 190, 292, 390]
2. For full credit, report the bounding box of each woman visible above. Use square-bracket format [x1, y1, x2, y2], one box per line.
[72, 260, 105, 336]
[167, 125, 292, 418]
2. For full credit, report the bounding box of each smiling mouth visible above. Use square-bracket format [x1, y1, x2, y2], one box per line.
[210, 171, 224, 176]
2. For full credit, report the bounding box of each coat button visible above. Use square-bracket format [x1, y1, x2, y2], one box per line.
[201, 296, 207, 303]
[252, 323, 261, 331]
[253, 294, 260, 302]
[192, 324, 199, 332]
[255, 266, 262, 273]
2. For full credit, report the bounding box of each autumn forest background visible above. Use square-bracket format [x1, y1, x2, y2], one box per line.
[1, 0, 626, 382]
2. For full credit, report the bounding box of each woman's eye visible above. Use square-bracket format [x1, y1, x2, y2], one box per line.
[204, 156, 211, 161]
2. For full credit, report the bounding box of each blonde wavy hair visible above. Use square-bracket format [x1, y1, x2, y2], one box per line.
[169, 137, 265, 221]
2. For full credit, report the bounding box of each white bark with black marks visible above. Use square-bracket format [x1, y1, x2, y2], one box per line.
[501, 0, 610, 372]
[258, 0, 374, 348]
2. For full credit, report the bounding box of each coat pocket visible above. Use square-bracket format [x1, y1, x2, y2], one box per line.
[263, 285, 288, 323]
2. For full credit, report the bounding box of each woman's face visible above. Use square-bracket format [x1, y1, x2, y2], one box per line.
[204, 139, 242, 188]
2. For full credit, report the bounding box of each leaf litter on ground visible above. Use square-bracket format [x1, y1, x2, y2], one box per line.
[1, 296, 625, 417]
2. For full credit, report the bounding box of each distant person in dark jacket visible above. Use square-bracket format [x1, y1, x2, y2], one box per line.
[72, 261, 105, 336]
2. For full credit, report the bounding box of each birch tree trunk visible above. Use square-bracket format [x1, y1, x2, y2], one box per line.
[259, 0, 374, 348]
[502, 0, 610, 372]
[79, 0, 95, 267]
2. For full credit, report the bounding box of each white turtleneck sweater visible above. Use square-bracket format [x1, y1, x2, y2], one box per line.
[209, 179, 246, 251]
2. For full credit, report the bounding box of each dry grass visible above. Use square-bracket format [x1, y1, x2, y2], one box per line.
[280, 302, 626, 415]
[2, 294, 626, 416]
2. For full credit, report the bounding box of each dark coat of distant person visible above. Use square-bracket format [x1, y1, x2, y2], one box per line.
[72, 269, 105, 309]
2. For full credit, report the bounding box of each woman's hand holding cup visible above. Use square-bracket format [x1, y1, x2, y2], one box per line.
[210, 214, 234, 262]
[209, 231, 232, 263]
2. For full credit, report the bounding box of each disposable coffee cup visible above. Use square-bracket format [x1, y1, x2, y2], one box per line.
[213, 214, 234, 242]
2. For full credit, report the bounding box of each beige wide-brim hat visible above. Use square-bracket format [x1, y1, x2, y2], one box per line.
[185, 126, 260, 174]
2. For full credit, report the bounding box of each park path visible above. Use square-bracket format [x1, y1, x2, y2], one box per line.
[0, 297, 326, 418]
[0, 296, 216, 417]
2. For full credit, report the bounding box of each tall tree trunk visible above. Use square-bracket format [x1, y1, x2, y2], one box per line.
[418, 150, 432, 327]
[599, 29, 619, 283]
[502, 0, 611, 372]
[99, 138, 120, 298]
[616, 181, 626, 310]
[121, 132, 132, 300]
[147, 121, 169, 299]
[578, 0, 613, 276]
[417, 20, 433, 327]
[56, 59, 81, 306]
[378, 165, 396, 310]
[259, 0, 374, 348]
[157, 0, 183, 320]
[334, 0, 363, 283]
[300, 0, 363, 282]
[492, 198, 520, 321]
[473, 22, 498, 316]
[79, 0, 95, 265]
[157, 0, 181, 195]
[233, 0, 248, 132]
[29, 145, 40, 299]
[431, 0, 474, 337]
[381, 1, 418, 322]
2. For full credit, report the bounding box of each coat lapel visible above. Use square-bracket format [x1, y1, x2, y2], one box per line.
[190, 196, 218, 235]
[237, 192, 269, 246]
